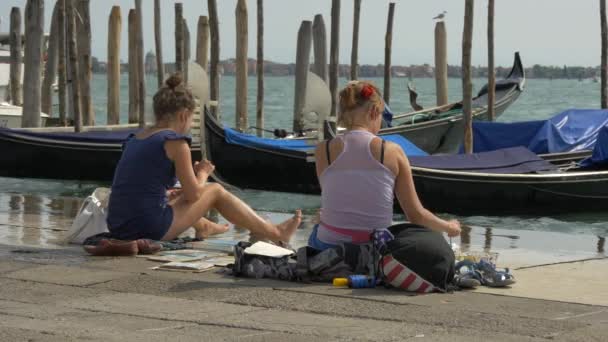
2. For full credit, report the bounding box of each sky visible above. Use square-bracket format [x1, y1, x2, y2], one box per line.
[0, 0, 602, 67]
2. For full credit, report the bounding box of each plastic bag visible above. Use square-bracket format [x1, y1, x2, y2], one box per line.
[64, 188, 111, 244]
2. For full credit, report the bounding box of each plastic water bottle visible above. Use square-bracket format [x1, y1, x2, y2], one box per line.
[333, 275, 376, 289]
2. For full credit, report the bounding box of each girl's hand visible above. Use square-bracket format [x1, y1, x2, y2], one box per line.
[167, 188, 182, 202]
[445, 219, 461, 237]
[194, 159, 215, 175]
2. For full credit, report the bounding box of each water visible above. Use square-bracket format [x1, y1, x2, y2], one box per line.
[1, 75, 607, 252]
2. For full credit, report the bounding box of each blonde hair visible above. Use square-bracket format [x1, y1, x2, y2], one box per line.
[338, 81, 384, 128]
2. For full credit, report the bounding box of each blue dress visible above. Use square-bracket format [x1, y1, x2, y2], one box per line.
[107, 130, 192, 240]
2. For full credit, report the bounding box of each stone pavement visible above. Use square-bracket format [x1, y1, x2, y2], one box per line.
[0, 243, 607, 342]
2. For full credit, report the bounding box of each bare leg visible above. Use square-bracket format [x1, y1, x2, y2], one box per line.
[192, 217, 230, 239]
[162, 183, 300, 242]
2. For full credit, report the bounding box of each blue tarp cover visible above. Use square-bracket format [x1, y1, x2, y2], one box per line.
[580, 125, 608, 168]
[409, 146, 557, 174]
[471, 109, 608, 154]
[224, 128, 428, 156]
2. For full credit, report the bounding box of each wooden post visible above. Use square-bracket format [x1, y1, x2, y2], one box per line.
[9, 7, 22, 107]
[154, 0, 164, 88]
[329, 0, 340, 117]
[66, 0, 82, 132]
[293, 21, 312, 133]
[128, 9, 139, 124]
[175, 3, 184, 73]
[312, 14, 328, 83]
[350, 0, 361, 80]
[196, 16, 209, 69]
[208, 0, 220, 119]
[462, 0, 475, 153]
[107, 6, 121, 125]
[135, 0, 146, 127]
[256, 0, 264, 136]
[183, 19, 190, 84]
[235, 0, 248, 131]
[602, 0, 608, 108]
[76, 0, 93, 126]
[487, 0, 496, 120]
[434, 21, 448, 106]
[57, 0, 67, 125]
[41, 3, 59, 117]
[22, 0, 44, 128]
[384, 2, 395, 105]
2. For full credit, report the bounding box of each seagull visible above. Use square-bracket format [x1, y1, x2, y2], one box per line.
[433, 11, 447, 21]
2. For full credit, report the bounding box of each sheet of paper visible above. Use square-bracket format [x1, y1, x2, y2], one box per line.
[243, 241, 294, 258]
[152, 261, 215, 271]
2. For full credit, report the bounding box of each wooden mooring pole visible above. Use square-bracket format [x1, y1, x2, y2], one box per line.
[154, 0, 164, 88]
[293, 21, 312, 133]
[434, 21, 448, 106]
[384, 2, 395, 105]
[208, 0, 220, 119]
[184, 19, 190, 84]
[107, 6, 121, 125]
[487, 0, 496, 120]
[77, 0, 93, 126]
[312, 14, 328, 83]
[66, 0, 82, 132]
[350, 0, 361, 80]
[9, 7, 22, 106]
[601, 0, 608, 109]
[128, 9, 139, 124]
[57, 0, 67, 125]
[196, 16, 209, 70]
[462, 0, 475, 153]
[329, 0, 340, 117]
[235, 0, 248, 131]
[135, 0, 145, 127]
[175, 3, 184, 73]
[256, 0, 264, 136]
[41, 3, 59, 117]
[22, 0, 44, 128]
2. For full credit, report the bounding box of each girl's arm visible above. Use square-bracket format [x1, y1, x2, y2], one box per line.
[391, 144, 461, 237]
[164, 140, 203, 202]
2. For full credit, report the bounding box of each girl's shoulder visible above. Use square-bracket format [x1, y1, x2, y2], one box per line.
[134, 129, 192, 144]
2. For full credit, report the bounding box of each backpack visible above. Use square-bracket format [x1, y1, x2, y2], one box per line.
[380, 224, 455, 292]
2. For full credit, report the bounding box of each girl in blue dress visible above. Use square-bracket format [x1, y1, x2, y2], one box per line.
[107, 74, 301, 242]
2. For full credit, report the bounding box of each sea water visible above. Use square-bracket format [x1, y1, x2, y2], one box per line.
[0, 75, 605, 252]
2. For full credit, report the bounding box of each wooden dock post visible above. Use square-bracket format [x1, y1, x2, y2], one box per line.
[384, 2, 395, 105]
[462, 0, 475, 153]
[9, 7, 22, 106]
[22, 0, 44, 128]
[208, 0, 220, 119]
[329, 0, 340, 117]
[434, 21, 448, 106]
[350, 0, 361, 80]
[487, 0, 496, 120]
[602, 0, 607, 108]
[256, 0, 264, 136]
[76, 0, 93, 126]
[293, 21, 312, 133]
[57, 0, 67, 125]
[107, 6, 121, 125]
[235, 0, 248, 131]
[128, 9, 139, 124]
[312, 14, 328, 83]
[66, 0, 82, 132]
[196, 16, 209, 70]
[184, 19, 191, 84]
[174, 3, 184, 74]
[154, 0, 164, 88]
[41, 3, 59, 117]
[135, 0, 146, 127]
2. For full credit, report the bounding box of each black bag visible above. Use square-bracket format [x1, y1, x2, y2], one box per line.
[382, 224, 455, 292]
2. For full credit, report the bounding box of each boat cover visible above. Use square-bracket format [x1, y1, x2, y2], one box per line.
[224, 127, 428, 156]
[471, 109, 608, 154]
[580, 125, 608, 168]
[0, 127, 139, 143]
[409, 146, 557, 174]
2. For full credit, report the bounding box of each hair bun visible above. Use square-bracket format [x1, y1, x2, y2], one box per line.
[165, 73, 183, 89]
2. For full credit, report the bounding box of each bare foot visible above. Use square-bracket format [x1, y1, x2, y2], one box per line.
[195, 220, 230, 239]
[275, 210, 302, 242]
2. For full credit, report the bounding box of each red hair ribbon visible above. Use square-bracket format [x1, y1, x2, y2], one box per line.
[360, 84, 374, 99]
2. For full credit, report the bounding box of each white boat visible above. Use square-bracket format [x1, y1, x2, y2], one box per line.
[0, 102, 48, 128]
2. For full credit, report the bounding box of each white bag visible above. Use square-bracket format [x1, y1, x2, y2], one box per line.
[65, 187, 111, 244]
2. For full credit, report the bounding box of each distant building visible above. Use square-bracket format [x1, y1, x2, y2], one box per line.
[145, 51, 156, 74]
